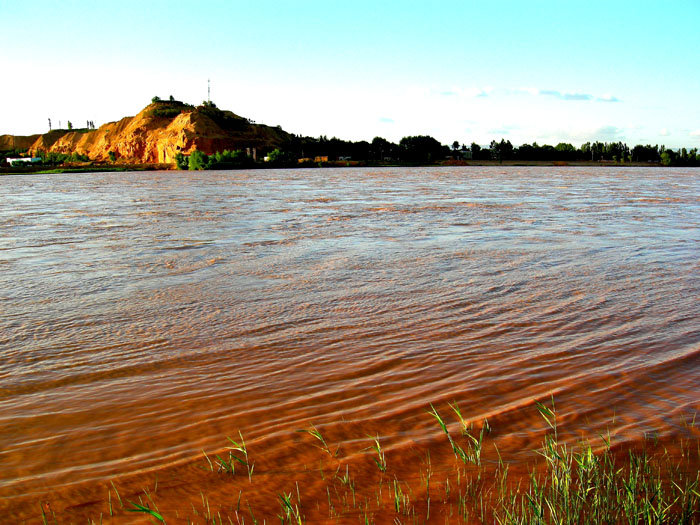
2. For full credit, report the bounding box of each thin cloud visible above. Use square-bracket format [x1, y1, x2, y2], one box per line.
[595, 125, 625, 139]
[540, 90, 593, 101]
[690, 130, 700, 137]
[597, 94, 620, 102]
[519, 88, 620, 103]
[379, 117, 394, 124]
[563, 93, 594, 101]
[436, 87, 490, 98]
[660, 128, 670, 136]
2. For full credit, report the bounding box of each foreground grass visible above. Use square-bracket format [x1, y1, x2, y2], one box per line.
[76, 401, 699, 524]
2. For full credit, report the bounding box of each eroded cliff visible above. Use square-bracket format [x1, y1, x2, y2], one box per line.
[16, 101, 291, 164]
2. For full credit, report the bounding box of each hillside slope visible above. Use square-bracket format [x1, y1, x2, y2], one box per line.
[0, 134, 42, 151]
[10, 101, 291, 164]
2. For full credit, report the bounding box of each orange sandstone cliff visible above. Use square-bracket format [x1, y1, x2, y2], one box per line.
[0, 134, 42, 151]
[9, 101, 291, 164]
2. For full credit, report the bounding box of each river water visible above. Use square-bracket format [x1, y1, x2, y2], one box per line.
[1, 166, 698, 520]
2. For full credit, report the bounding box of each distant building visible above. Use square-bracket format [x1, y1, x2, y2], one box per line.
[298, 156, 329, 163]
[5, 157, 42, 166]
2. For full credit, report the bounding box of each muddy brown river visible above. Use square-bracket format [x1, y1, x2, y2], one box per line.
[1, 166, 698, 521]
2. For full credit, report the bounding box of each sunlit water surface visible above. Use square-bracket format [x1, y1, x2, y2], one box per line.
[1, 167, 698, 519]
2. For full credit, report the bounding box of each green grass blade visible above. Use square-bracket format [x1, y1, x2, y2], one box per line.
[127, 501, 165, 522]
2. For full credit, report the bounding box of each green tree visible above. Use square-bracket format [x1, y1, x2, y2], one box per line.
[67, 121, 73, 130]
[399, 135, 446, 163]
[490, 139, 513, 163]
[152, 95, 161, 103]
[590, 141, 605, 161]
[631, 144, 660, 163]
[470, 142, 482, 160]
[580, 142, 592, 160]
[266, 148, 284, 164]
[660, 149, 674, 166]
[188, 149, 209, 170]
[370, 136, 394, 160]
[108, 151, 117, 162]
[554, 142, 576, 161]
[174, 152, 189, 170]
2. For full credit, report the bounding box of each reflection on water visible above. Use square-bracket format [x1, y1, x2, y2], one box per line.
[0, 166, 698, 518]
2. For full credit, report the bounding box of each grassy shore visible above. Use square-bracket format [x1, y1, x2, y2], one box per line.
[2, 159, 670, 176]
[0, 162, 174, 175]
[47, 400, 699, 524]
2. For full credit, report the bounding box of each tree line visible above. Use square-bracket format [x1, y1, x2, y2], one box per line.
[4, 128, 698, 169]
[172, 135, 700, 171]
[268, 135, 699, 167]
[485, 139, 698, 166]
[175, 149, 256, 170]
[0, 149, 90, 164]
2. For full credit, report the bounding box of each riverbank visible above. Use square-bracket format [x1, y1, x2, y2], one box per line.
[22, 406, 700, 523]
[0, 158, 668, 175]
[0, 162, 174, 175]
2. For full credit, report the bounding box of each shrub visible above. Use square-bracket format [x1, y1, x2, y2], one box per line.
[188, 149, 209, 170]
[174, 153, 189, 170]
[152, 107, 184, 119]
[208, 149, 254, 169]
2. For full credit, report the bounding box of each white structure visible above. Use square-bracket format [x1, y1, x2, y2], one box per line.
[5, 157, 42, 166]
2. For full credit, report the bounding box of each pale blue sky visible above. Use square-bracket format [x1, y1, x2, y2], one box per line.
[2, 0, 699, 148]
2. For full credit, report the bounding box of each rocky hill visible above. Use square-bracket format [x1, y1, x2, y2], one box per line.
[3, 101, 292, 164]
[0, 134, 41, 152]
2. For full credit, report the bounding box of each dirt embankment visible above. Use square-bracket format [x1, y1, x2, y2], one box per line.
[3, 102, 291, 165]
[0, 134, 42, 151]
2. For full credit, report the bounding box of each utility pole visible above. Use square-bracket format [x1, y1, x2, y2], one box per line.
[48, 118, 52, 131]
[207, 78, 211, 103]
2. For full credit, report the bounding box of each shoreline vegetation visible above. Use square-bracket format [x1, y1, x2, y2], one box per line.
[2, 158, 697, 177]
[2, 97, 699, 175]
[34, 401, 699, 524]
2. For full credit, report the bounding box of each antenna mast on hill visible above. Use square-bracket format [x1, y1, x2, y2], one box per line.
[208, 78, 211, 103]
